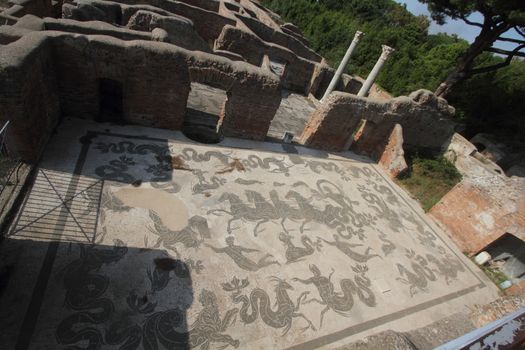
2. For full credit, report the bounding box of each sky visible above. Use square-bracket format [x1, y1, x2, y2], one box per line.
[394, 0, 522, 52]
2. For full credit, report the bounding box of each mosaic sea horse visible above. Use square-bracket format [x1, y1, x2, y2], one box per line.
[293, 264, 376, 328]
[279, 232, 322, 264]
[147, 210, 210, 257]
[143, 289, 239, 350]
[208, 192, 282, 235]
[426, 253, 465, 284]
[56, 240, 130, 349]
[397, 249, 437, 296]
[223, 277, 315, 335]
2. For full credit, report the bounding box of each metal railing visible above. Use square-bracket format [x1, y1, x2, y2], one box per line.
[0, 121, 23, 197]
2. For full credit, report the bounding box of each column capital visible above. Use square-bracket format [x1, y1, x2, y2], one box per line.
[380, 45, 395, 60]
[353, 31, 364, 43]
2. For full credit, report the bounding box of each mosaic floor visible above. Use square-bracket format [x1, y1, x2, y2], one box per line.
[0, 120, 498, 350]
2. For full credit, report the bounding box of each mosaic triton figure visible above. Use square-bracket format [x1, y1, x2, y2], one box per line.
[205, 237, 280, 271]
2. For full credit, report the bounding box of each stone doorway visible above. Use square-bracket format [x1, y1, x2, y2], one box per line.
[97, 78, 124, 123]
[182, 82, 225, 144]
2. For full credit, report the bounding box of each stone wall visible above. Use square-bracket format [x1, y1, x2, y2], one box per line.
[298, 89, 457, 153]
[0, 33, 60, 162]
[215, 25, 318, 94]
[235, 14, 322, 63]
[63, 0, 211, 51]
[114, 0, 236, 42]
[0, 29, 281, 162]
[51, 33, 191, 128]
[0, 0, 58, 19]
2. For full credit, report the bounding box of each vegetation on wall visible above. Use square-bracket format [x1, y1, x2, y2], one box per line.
[263, 0, 525, 150]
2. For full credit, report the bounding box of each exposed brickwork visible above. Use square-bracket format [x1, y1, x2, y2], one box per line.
[377, 124, 408, 178]
[299, 90, 456, 153]
[0, 30, 281, 161]
[430, 179, 525, 254]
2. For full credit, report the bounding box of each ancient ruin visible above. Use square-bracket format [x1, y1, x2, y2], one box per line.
[0, 0, 523, 349]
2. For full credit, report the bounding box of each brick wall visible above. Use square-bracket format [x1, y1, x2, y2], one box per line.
[299, 90, 457, 154]
[0, 29, 282, 161]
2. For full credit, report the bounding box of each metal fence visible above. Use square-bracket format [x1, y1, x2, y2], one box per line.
[0, 121, 23, 198]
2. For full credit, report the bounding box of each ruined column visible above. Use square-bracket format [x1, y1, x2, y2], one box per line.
[321, 31, 363, 103]
[357, 45, 394, 98]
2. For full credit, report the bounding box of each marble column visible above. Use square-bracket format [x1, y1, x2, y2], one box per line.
[321, 31, 364, 103]
[357, 45, 394, 98]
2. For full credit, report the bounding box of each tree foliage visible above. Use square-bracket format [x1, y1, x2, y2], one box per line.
[263, 0, 525, 150]
[418, 0, 525, 96]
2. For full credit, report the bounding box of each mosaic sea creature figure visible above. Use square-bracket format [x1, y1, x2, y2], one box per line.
[319, 234, 380, 263]
[378, 232, 396, 256]
[293, 264, 376, 328]
[358, 184, 403, 232]
[303, 160, 350, 181]
[401, 211, 445, 253]
[396, 249, 438, 297]
[205, 237, 280, 272]
[312, 180, 375, 234]
[426, 254, 465, 284]
[367, 180, 399, 205]
[192, 169, 227, 194]
[179, 148, 232, 166]
[210, 188, 363, 237]
[95, 141, 167, 156]
[143, 289, 239, 350]
[96, 155, 136, 183]
[346, 165, 381, 181]
[56, 240, 129, 349]
[279, 232, 322, 264]
[147, 211, 210, 257]
[222, 277, 315, 335]
[209, 192, 281, 235]
[242, 155, 294, 176]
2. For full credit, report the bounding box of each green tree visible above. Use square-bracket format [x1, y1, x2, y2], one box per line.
[418, 0, 525, 96]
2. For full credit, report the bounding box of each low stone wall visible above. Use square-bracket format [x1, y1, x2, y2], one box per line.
[0, 0, 58, 18]
[298, 89, 457, 153]
[0, 29, 281, 162]
[215, 25, 318, 94]
[44, 17, 153, 41]
[113, 0, 235, 41]
[63, 0, 210, 51]
[235, 14, 321, 63]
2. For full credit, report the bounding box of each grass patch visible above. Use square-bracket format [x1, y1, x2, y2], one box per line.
[479, 264, 509, 287]
[396, 155, 462, 212]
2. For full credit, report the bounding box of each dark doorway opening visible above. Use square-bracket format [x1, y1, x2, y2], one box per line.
[484, 233, 525, 281]
[97, 78, 124, 124]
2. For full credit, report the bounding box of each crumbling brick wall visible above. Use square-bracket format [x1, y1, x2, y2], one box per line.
[430, 176, 525, 254]
[299, 89, 457, 154]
